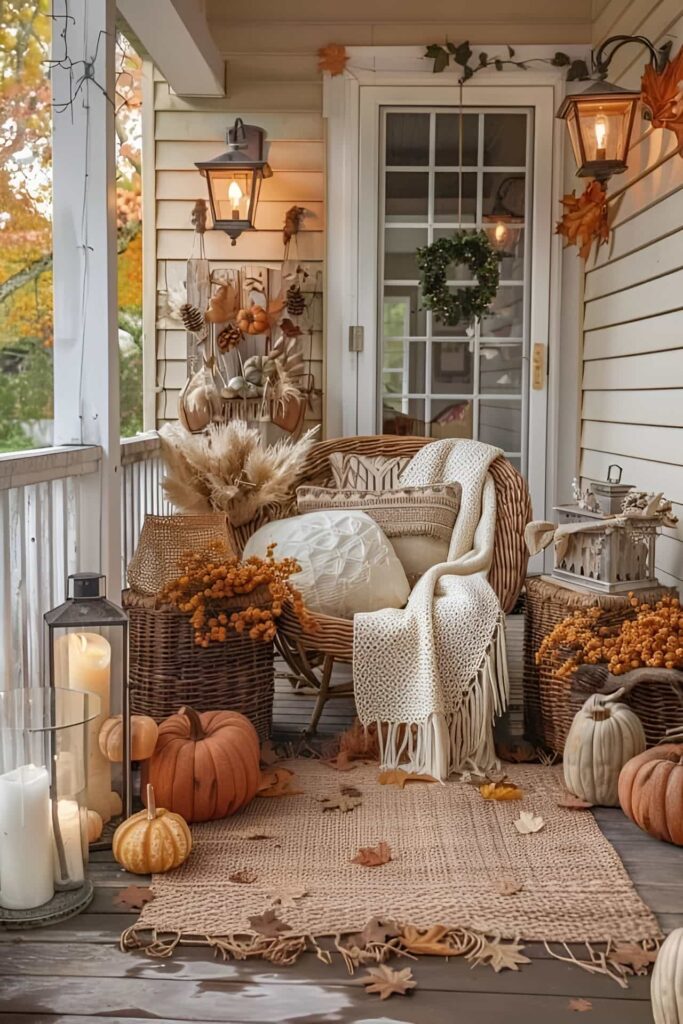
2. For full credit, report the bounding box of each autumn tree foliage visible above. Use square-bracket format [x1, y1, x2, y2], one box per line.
[0, 2, 143, 450]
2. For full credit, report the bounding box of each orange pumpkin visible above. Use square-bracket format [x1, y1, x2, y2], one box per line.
[142, 706, 260, 822]
[236, 304, 269, 335]
[98, 714, 159, 763]
[618, 743, 683, 845]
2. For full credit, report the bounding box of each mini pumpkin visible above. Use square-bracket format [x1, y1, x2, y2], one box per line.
[142, 706, 260, 822]
[618, 743, 683, 845]
[563, 692, 646, 806]
[113, 784, 192, 874]
[652, 927, 683, 1024]
[98, 715, 159, 763]
[87, 809, 103, 844]
[243, 354, 277, 387]
[236, 304, 269, 335]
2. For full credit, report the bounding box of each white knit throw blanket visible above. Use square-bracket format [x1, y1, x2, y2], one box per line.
[353, 439, 509, 781]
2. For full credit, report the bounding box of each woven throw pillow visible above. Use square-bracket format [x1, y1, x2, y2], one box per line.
[328, 452, 410, 490]
[242, 510, 410, 619]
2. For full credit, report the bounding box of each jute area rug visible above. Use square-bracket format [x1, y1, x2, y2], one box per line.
[128, 760, 661, 956]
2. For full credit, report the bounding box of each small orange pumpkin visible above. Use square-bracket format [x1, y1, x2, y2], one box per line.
[236, 304, 269, 335]
[142, 706, 260, 822]
[98, 715, 159, 763]
[87, 809, 103, 844]
[618, 743, 683, 845]
[113, 784, 192, 874]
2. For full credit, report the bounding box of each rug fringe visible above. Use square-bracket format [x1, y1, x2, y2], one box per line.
[544, 938, 661, 989]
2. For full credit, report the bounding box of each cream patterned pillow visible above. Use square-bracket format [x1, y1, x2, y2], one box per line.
[328, 452, 410, 490]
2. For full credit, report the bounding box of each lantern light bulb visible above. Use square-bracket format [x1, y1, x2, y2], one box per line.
[494, 220, 508, 246]
[228, 180, 243, 213]
[594, 114, 608, 159]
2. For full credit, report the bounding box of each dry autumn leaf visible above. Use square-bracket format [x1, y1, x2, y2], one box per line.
[479, 780, 523, 801]
[641, 45, 683, 152]
[320, 793, 362, 813]
[569, 998, 593, 1012]
[400, 924, 456, 956]
[514, 811, 545, 834]
[378, 769, 437, 788]
[257, 768, 303, 798]
[268, 886, 308, 909]
[556, 180, 609, 260]
[114, 885, 153, 911]
[469, 936, 531, 973]
[608, 942, 658, 974]
[357, 964, 417, 1000]
[495, 878, 524, 896]
[344, 917, 400, 949]
[248, 909, 292, 938]
[318, 43, 349, 77]
[351, 842, 392, 867]
[557, 793, 594, 810]
[229, 869, 258, 884]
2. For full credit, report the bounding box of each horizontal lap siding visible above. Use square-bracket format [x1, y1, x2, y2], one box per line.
[581, 0, 683, 589]
[152, 76, 325, 429]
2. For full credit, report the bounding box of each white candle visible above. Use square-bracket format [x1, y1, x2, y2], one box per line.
[52, 799, 85, 887]
[0, 764, 54, 910]
[65, 633, 112, 822]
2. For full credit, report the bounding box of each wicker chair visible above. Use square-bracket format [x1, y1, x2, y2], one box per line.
[230, 436, 532, 732]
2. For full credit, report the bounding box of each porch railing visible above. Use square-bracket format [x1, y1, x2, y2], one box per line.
[0, 433, 169, 691]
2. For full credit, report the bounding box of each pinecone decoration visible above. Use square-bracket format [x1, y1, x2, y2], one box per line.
[286, 284, 306, 317]
[216, 322, 243, 352]
[180, 303, 205, 335]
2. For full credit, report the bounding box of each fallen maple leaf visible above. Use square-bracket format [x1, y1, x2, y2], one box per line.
[469, 936, 530, 973]
[495, 878, 524, 896]
[268, 886, 308, 909]
[556, 180, 609, 260]
[557, 793, 594, 810]
[115, 885, 153, 911]
[351, 842, 392, 867]
[641, 45, 683, 153]
[320, 793, 362, 813]
[378, 769, 437, 788]
[569, 998, 593, 1012]
[400, 924, 455, 956]
[343, 917, 399, 949]
[479, 780, 523, 801]
[514, 811, 545, 834]
[257, 768, 303, 798]
[324, 750, 358, 771]
[608, 942, 658, 974]
[341, 784, 362, 797]
[318, 43, 349, 77]
[229, 869, 257, 884]
[248, 909, 292, 938]
[357, 964, 416, 999]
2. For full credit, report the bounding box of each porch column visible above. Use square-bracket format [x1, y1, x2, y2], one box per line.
[51, 0, 121, 589]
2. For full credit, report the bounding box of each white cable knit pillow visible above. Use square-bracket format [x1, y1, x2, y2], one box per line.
[242, 510, 410, 619]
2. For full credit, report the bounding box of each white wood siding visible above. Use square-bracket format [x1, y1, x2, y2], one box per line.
[581, 0, 683, 590]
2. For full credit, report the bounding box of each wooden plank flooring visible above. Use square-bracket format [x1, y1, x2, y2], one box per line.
[1, 679, 682, 1023]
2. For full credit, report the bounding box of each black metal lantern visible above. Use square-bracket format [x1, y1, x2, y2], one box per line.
[557, 35, 671, 182]
[44, 573, 130, 847]
[195, 118, 272, 245]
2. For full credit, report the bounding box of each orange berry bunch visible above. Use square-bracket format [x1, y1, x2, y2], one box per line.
[161, 541, 314, 647]
[537, 594, 683, 678]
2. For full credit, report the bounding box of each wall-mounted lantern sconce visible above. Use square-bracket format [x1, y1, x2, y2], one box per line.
[195, 118, 272, 245]
[557, 35, 672, 182]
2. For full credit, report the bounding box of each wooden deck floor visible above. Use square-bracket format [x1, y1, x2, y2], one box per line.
[1, 677, 682, 1024]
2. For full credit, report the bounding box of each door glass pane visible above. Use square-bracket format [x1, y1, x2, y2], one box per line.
[379, 108, 531, 474]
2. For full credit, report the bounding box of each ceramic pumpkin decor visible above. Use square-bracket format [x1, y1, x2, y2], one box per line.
[113, 784, 192, 874]
[618, 743, 683, 845]
[98, 714, 159, 763]
[651, 928, 683, 1024]
[236, 304, 268, 336]
[142, 706, 260, 822]
[563, 692, 646, 806]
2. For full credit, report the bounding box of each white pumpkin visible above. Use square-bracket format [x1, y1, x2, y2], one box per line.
[652, 929, 683, 1024]
[563, 692, 645, 806]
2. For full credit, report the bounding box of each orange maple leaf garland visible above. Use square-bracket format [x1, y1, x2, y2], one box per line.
[318, 44, 349, 76]
[556, 180, 609, 261]
[641, 45, 683, 153]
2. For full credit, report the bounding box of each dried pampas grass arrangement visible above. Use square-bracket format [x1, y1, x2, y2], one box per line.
[160, 421, 319, 526]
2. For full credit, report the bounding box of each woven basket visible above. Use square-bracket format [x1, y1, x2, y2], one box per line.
[127, 514, 233, 595]
[123, 588, 275, 741]
[523, 576, 679, 753]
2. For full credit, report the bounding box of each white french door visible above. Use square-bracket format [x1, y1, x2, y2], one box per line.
[335, 81, 559, 517]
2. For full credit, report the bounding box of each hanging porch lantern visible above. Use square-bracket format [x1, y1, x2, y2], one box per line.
[195, 118, 272, 245]
[557, 35, 671, 182]
[45, 572, 130, 848]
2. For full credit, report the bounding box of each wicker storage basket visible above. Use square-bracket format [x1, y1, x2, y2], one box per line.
[523, 576, 679, 753]
[123, 588, 275, 742]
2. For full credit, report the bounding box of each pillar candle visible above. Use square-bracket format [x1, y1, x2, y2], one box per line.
[0, 764, 54, 910]
[66, 633, 112, 822]
[52, 799, 85, 887]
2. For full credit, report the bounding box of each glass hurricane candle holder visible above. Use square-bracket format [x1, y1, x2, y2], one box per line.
[0, 687, 98, 928]
[45, 572, 130, 847]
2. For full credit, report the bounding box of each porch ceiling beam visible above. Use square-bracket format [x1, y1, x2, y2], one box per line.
[117, 0, 225, 97]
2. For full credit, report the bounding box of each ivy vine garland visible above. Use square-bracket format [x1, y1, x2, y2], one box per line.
[416, 231, 501, 327]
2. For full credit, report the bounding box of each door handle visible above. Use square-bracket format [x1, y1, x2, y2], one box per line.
[531, 343, 545, 390]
